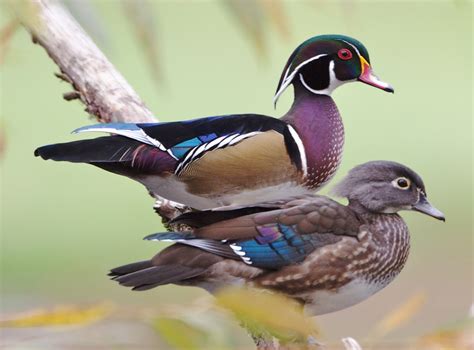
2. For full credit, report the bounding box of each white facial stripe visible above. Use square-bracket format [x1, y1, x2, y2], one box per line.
[273, 53, 328, 106]
[299, 60, 345, 96]
[340, 39, 362, 58]
[287, 125, 308, 177]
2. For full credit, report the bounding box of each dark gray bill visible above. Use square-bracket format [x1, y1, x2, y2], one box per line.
[413, 195, 445, 221]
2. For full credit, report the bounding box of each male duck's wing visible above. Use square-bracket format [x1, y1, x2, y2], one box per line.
[147, 196, 362, 269]
[35, 114, 306, 205]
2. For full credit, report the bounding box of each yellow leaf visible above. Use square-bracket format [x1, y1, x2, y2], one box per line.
[419, 317, 474, 350]
[0, 302, 113, 328]
[215, 287, 318, 342]
[259, 0, 290, 40]
[370, 292, 426, 339]
[154, 317, 210, 350]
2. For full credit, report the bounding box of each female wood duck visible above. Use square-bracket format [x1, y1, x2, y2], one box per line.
[35, 34, 393, 210]
[110, 161, 444, 315]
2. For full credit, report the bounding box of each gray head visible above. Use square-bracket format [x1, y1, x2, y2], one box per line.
[332, 161, 445, 220]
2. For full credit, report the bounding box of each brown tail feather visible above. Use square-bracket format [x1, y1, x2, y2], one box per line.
[108, 260, 153, 277]
[109, 245, 224, 291]
[113, 265, 205, 291]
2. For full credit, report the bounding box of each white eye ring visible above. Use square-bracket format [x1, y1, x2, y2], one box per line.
[392, 177, 411, 190]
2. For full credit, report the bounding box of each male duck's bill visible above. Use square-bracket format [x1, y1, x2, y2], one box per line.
[358, 56, 394, 93]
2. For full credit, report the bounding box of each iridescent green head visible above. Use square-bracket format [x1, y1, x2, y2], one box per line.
[274, 34, 393, 106]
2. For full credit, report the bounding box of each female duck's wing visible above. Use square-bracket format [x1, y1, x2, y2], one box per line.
[146, 196, 362, 269]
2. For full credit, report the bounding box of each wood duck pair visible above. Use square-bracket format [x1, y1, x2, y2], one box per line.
[35, 34, 394, 210]
[34, 35, 444, 318]
[110, 161, 444, 315]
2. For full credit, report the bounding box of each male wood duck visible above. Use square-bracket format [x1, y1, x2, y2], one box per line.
[35, 34, 393, 210]
[110, 161, 444, 315]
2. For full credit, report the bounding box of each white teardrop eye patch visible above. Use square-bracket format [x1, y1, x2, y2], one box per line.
[392, 177, 411, 190]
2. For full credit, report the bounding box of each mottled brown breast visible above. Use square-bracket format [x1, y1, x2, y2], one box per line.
[253, 214, 410, 298]
[178, 131, 302, 197]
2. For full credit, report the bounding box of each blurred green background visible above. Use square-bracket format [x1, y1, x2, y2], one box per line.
[1, 0, 472, 348]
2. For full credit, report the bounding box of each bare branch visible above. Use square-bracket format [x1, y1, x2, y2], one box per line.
[21, 0, 156, 124]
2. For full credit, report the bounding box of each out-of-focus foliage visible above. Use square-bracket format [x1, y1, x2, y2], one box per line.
[122, 0, 162, 84]
[369, 291, 426, 339]
[216, 287, 318, 344]
[0, 302, 113, 327]
[154, 317, 211, 350]
[1, 293, 472, 349]
[223, 0, 267, 57]
[259, 0, 290, 41]
[0, 124, 5, 158]
[222, 0, 289, 58]
[3, 0, 40, 29]
[0, 19, 19, 65]
[418, 319, 474, 350]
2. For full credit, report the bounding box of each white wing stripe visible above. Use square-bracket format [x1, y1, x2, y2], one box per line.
[204, 135, 228, 150]
[217, 134, 240, 147]
[175, 132, 262, 175]
[228, 132, 261, 145]
[74, 126, 171, 154]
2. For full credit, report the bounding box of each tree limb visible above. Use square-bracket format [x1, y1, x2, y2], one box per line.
[22, 0, 156, 123]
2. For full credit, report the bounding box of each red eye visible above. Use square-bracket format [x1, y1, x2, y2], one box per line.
[338, 48, 353, 60]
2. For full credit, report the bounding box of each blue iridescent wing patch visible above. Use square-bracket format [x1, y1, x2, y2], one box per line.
[231, 224, 318, 269]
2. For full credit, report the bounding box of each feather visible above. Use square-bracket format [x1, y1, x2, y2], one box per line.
[35, 115, 298, 204]
[73, 123, 168, 151]
[114, 265, 205, 290]
[170, 206, 276, 228]
[144, 232, 196, 242]
[178, 130, 300, 196]
[110, 245, 224, 291]
[34, 136, 177, 176]
[108, 260, 152, 277]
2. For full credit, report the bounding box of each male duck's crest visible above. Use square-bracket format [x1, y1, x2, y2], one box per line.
[274, 34, 394, 107]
